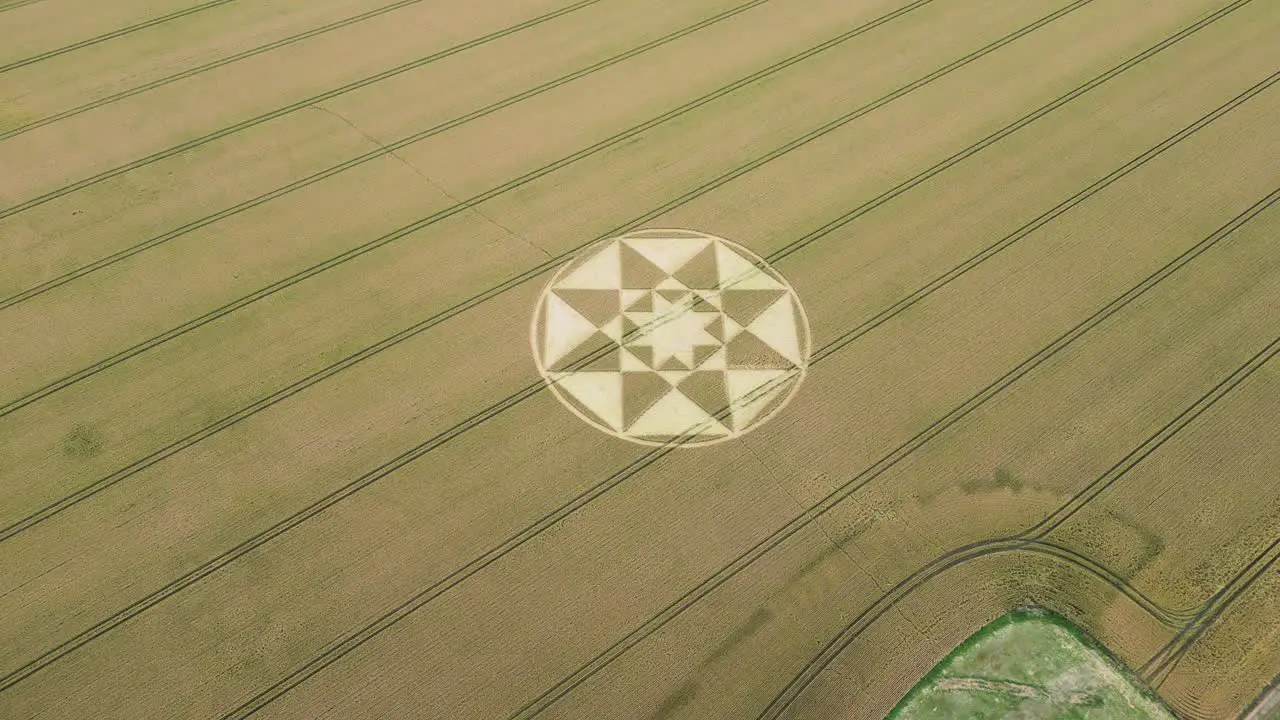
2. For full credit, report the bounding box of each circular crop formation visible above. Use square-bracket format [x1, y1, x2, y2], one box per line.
[531, 229, 811, 447]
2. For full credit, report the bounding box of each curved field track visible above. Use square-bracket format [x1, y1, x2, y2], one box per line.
[0, 0, 1277, 717]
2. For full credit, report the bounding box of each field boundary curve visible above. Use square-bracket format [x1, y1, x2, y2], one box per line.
[513, 163, 1280, 719]
[757, 326, 1280, 718]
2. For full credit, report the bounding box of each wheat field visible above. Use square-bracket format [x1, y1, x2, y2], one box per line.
[1, 0, 1278, 717]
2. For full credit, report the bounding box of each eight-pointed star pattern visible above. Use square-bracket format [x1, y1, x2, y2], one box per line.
[531, 229, 810, 446]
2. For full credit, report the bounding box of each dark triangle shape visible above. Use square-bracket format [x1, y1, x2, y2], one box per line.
[691, 343, 722, 368]
[658, 355, 690, 371]
[579, 346, 621, 372]
[622, 371, 673, 429]
[624, 291, 654, 313]
[620, 243, 668, 289]
[703, 316, 725, 342]
[724, 330, 794, 370]
[620, 316, 646, 345]
[677, 371, 730, 419]
[622, 341, 655, 369]
[670, 242, 720, 289]
[656, 288, 689, 304]
[689, 293, 718, 313]
[546, 331, 616, 373]
[553, 289, 619, 326]
[721, 288, 787, 326]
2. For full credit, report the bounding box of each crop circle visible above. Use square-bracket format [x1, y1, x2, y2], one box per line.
[530, 228, 811, 447]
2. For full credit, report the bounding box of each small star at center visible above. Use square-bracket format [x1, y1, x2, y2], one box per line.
[625, 293, 721, 369]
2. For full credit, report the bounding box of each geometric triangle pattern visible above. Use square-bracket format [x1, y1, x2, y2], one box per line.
[531, 229, 811, 447]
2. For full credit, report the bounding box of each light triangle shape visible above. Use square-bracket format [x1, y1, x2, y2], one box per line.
[696, 345, 727, 370]
[725, 369, 790, 399]
[623, 237, 711, 274]
[598, 315, 624, 342]
[621, 315, 647, 343]
[621, 289, 650, 312]
[694, 290, 722, 310]
[650, 291, 684, 316]
[655, 276, 690, 292]
[714, 241, 785, 290]
[557, 241, 621, 289]
[542, 293, 601, 367]
[722, 315, 745, 341]
[554, 372, 624, 431]
[552, 289, 620, 326]
[726, 370, 793, 430]
[626, 387, 728, 437]
[619, 347, 648, 371]
[656, 370, 693, 386]
[746, 295, 803, 365]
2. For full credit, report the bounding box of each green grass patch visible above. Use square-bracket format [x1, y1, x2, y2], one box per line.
[886, 608, 1176, 719]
